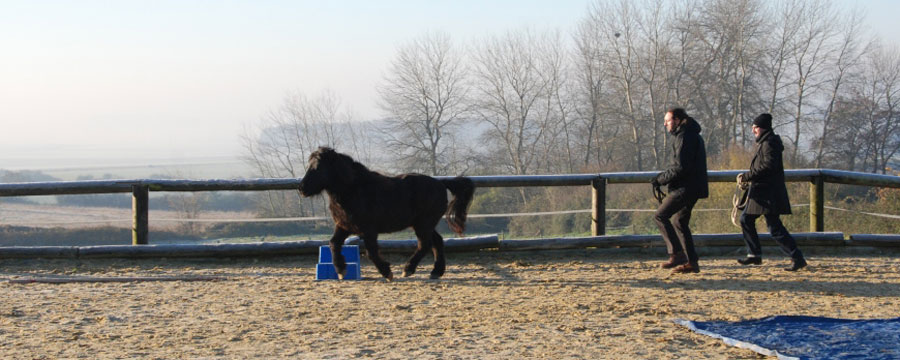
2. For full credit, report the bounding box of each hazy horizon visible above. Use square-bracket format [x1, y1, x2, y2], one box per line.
[0, 142, 252, 180]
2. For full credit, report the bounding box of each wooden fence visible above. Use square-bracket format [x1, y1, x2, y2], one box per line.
[1, 169, 899, 245]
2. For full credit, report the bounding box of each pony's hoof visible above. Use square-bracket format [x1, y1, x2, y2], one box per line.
[402, 270, 413, 277]
[338, 270, 346, 280]
[429, 273, 442, 280]
[385, 273, 394, 282]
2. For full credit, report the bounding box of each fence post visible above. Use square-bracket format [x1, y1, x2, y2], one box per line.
[591, 177, 606, 236]
[809, 176, 824, 232]
[132, 185, 149, 245]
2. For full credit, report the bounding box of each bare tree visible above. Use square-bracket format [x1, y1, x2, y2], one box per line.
[825, 97, 869, 170]
[377, 31, 470, 175]
[762, 0, 802, 115]
[526, 30, 576, 174]
[242, 91, 347, 178]
[635, 0, 682, 168]
[542, 31, 577, 173]
[572, 2, 618, 169]
[677, 0, 765, 153]
[602, 0, 647, 170]
[166, 192, 209, 236]
[725, 0, 764, 147]
[786, 0, 837, 162]
[161, 170, 209, 236]
[814, 7, 869, 167]
[471, 28, 564, 176]
[826, 44, 900, 173]
[867, 44, 900, 173]
[241, 90, 369, 217]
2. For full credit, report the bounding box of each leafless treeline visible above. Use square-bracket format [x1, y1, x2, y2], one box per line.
[242, 0, 899, 216]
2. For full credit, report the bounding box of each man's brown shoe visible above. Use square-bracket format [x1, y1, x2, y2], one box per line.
[672, 263, 699, 274]
[661, 252, 688, 269]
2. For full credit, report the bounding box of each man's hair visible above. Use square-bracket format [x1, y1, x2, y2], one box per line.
[667, 107, 689, 121]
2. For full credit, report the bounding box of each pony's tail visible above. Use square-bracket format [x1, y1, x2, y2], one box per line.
[441, 177, 475, 236]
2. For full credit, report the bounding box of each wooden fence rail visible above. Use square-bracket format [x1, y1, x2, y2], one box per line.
[1, 169, 899, 245]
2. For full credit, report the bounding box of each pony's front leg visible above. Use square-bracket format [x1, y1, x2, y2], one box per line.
[361, 233, 393, 281]
[329, 227, 351, 280]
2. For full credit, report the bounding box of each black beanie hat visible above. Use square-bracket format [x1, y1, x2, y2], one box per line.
[753, 113, 772, 129]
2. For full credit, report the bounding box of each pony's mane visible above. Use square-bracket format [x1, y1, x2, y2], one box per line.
[312, 147, 374, 180]
[341, 154, 373, 178]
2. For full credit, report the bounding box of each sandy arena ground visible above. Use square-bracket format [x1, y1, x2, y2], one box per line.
[1, 249, 899, 359]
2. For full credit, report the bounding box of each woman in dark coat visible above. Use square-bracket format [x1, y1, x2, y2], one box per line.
[737, 113, 807, 271]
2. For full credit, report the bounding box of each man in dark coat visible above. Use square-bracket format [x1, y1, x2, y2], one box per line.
[737, 113, 807, 271]
[652, 108, 709, 274]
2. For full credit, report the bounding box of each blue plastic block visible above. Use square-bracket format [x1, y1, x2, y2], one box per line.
[316, 262, 361, 280]
[318, 245, 360, 263]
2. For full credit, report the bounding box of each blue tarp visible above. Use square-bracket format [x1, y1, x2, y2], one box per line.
[674, 315, 900, 359]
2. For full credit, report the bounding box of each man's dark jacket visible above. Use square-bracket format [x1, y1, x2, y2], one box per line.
[656, 118, 709, 199]
[741, 129, 791, 215]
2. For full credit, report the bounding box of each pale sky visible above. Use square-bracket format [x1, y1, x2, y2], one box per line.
[1, 0, 897, 170]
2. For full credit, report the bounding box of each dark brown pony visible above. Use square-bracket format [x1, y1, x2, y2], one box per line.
[298, 147, 475, 280]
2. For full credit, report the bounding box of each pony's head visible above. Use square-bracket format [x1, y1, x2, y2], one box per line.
[298, 147, 356, 197]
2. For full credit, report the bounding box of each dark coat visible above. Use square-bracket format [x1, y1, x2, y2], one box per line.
[742, 129, 792, 215]
[656, 118, 709, 199]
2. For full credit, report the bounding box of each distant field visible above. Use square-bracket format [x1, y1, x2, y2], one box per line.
[1, 155, 253, 181]
[0, 203, 431, 246]
[44, 161, 253, 181]
[0, 203, 254, 231]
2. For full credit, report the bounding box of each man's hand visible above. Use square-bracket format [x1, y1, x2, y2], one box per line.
[737, 173, 749, 190]
[651, 178, 665, 204]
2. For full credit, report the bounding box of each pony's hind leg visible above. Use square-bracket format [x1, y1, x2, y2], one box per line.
[429, 231, 446, 279]
[403, 226, 434, 277]
[329, 227, 351, 279]
[361, 233, 393, 281]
